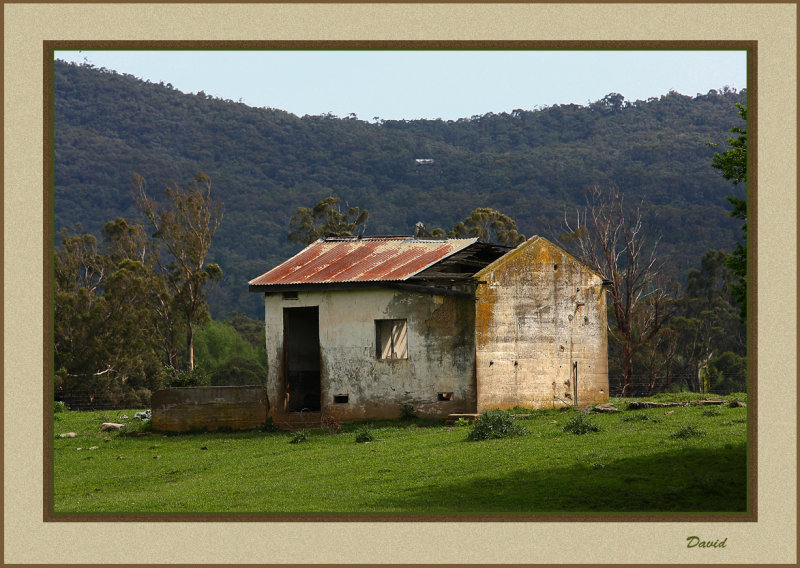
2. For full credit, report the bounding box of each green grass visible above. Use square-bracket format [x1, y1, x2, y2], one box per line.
[52, 398, 748, 514]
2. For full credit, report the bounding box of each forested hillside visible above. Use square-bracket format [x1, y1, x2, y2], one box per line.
[54, 59, 747, 319]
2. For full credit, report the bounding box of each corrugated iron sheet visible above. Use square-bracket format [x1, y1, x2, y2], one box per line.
[249, 237, 479, 286]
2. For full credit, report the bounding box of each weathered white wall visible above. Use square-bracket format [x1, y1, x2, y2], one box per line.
[263, 288, 476, 420]
[475, 237, 609, 410]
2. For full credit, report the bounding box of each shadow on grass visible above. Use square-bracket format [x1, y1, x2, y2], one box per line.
[369, 442, 748, 514]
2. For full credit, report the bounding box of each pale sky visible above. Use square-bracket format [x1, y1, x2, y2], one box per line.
[54, 50, 747, 121]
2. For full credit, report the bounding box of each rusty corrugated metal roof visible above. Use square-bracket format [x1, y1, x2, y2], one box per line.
[249, 237, 479, 287]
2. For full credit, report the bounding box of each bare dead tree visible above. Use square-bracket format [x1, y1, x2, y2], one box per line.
[562, 185, 676, 396]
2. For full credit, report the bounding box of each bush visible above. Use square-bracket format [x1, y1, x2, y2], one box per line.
[355, 425, 375, 443]
[289, 429, 310, 444]
[563, 412, 601, 435]
[454, 417, 470, 427]
[53, 401, 69, 413]
[669, 424, 707, 439]
[467, 409, 528, 441]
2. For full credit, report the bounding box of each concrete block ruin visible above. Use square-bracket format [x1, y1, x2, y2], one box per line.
[248, 234, 609, 424]
[151, 386, 268, 432]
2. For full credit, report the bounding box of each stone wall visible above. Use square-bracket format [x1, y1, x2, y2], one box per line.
[151, 386, 268, 432]
[474, 236, 609, 410]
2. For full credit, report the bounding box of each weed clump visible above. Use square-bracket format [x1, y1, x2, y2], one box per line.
[321, 414, 342, 434]
[289, 429, 310, 444]
[53, 401, 69, 413]
[355, 425, 375, 443]
[261, 417, 279, 433]
[562, 412, 601, 435]
[669, 424, 706, 439]
[702, 408, 721, 417]
[454, 417, 470, 427]
[467, 410, 528, 441]
[399, 404, 417, 421]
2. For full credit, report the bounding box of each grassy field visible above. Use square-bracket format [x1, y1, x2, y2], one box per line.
[51, 394, 749, 515]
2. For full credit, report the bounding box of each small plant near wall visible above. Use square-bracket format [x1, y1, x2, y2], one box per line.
[562, 412, 601, 435]
[261, 417, 279, 433]
[321, 414, 342, 434]
[399, 404, 417, 421]
[467, 410, 528, 441]
[669, 424, 707, 440]
[289, 429, 310, 444]
[354, 425, 375, 443]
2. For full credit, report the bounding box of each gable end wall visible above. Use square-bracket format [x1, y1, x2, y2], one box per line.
[475, 237, 609, 410]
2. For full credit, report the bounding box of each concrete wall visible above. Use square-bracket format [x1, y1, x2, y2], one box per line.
[474, 237, 609, 410]
[151, 386, 268, 432]
[263, 288, 476, 421]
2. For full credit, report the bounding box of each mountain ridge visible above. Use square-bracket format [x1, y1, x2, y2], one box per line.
[53, 59, 747, 319]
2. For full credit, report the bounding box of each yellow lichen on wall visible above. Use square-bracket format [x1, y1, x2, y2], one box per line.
[475, 282, 497, 350]
[475, 236, 609, 411]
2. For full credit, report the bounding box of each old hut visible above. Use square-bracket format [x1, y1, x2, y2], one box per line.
[248, 235, 608, 423]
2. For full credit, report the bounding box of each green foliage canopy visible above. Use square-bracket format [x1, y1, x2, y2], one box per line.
[710, 103, 747, 322]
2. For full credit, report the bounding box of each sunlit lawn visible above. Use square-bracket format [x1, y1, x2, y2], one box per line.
[52, 395, 749, 514]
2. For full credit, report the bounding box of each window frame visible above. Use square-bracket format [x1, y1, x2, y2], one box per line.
[375, 318, 408, 360]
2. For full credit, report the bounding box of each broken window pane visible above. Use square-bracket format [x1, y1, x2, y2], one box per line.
[376, 319, 408, 359]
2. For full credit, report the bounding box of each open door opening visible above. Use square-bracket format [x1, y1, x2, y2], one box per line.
[283, 306, 321, 412]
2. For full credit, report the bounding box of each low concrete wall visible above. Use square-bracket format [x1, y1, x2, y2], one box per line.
[151, 386, 268, 432]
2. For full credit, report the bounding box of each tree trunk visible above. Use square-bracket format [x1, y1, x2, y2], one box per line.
[621, 343, 634, 396]
[186, 325, 194, 372]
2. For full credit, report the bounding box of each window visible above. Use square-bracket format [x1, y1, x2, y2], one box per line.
[376, 319, 408, 359]
[282, 291, 298, 300]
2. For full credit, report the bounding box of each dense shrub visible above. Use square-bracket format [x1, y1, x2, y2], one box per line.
[53, 401, 69, 413]
[467, 409, 528, 441]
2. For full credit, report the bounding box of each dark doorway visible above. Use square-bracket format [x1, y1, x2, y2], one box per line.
[283, 306, 321, 412]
